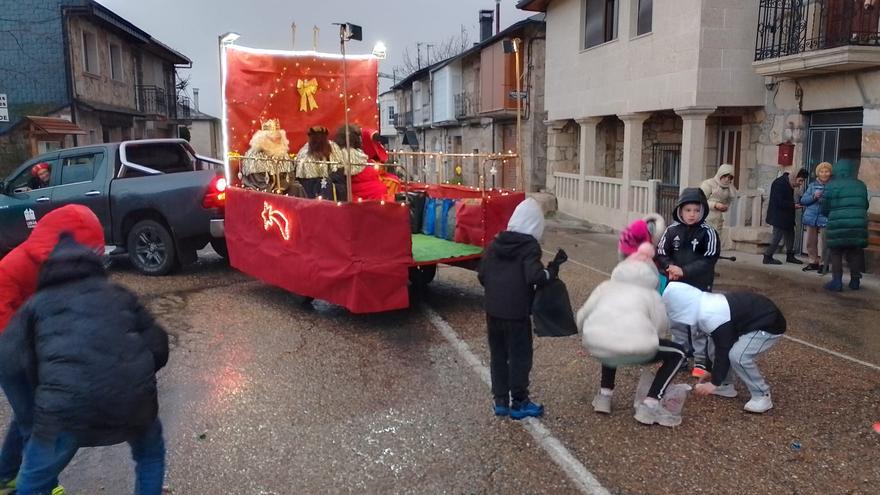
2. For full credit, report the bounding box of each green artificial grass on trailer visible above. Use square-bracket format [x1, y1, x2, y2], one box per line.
[410, 234, 483, 264]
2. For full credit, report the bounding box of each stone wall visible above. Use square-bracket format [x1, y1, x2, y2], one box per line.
[641, 112, 683, 180]
[545, 120, 578, 192]
[67, 16, 137, 110]
[862, 106, 880, 214]
[755, 71, 880, 213]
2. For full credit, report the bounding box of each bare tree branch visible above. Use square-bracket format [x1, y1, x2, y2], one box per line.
[393, 27, 471, 79]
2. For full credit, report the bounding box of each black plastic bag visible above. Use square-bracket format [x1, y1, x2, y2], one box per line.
[532, 278, 578, 337]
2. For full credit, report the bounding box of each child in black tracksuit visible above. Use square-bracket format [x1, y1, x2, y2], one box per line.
[656, 187, 720, 377]
[478, 198, 564, 420]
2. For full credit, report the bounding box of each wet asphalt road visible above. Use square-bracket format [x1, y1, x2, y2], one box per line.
[0, 224, 878, 494]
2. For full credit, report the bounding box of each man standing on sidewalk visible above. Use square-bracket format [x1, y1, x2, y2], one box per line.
[763, 168, 809, 265]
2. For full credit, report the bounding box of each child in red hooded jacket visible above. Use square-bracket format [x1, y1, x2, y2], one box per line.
[0, 204, 104, 493]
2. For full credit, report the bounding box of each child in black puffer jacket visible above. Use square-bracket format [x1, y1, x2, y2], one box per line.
[478, 198, 565, 420]
[0, 233, 169, 495]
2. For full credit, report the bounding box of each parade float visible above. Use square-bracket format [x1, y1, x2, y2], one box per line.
[219, 27, 524, 313]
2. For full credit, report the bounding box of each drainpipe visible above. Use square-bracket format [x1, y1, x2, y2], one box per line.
[61, 7, 78, 146]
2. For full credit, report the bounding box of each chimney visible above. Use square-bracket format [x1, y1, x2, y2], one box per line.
[193, 88, 200, 112]
[479, 9, 493, 42]
[495, 0, 501, 34]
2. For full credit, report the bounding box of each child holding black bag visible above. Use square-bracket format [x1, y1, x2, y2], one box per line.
[478, 198, 566, 420]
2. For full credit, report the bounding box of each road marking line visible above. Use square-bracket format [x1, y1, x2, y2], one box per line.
[422, 304, 610, 495]
[781, 335, 880, 371]
[543, 248, 880, 372]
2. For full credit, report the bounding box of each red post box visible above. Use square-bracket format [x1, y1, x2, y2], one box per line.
[777, 142, 795, 166]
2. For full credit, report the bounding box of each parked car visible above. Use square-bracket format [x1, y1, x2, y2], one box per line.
[0, 139, 227, 275]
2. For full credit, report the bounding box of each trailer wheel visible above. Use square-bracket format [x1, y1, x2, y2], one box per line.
[409, 265, 437, 286]
[127, 219, 176, 276]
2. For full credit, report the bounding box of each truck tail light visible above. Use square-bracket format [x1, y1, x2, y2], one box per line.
[203, 176, 227, 209]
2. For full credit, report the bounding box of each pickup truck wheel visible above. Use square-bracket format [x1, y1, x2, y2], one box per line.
[210, 238, 229, 260]
[127, 220, 176, 276]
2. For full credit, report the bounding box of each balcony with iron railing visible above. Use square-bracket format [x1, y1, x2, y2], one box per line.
[395, 110, 414, 128]
[136, 85, 167, 116]
[136, 85, 192, 121]
[754, 0, 880, 77]
[454, 93, 480, 119]
[176, 95, 192, 122]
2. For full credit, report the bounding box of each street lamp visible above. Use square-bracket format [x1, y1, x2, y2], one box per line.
[218, 32, 240, 184]
[372, 41, 387, 59]
[503, 37, 523, 191]
[336, 22, 363, 201]
[219, 32, 240, 45]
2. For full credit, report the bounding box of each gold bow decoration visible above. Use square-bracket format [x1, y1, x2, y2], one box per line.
[297, 78, 319, 112]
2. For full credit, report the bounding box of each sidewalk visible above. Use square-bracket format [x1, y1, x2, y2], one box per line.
[544, 213, 879, 292]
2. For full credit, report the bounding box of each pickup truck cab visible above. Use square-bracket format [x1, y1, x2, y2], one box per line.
[0, 139, 226, 275]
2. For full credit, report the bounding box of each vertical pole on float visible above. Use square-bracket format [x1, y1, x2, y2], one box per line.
[340, 24, 353, 201]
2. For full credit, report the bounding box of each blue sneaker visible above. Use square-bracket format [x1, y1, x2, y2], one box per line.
[824, 278, 843, 292]
[510, 400, 544, 420]
[493, 403, 510, 416]
[849, 277, 861, 290]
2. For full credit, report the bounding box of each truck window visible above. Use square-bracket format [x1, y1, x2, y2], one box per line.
[60, 153, 103, 185]
[8, 159, 59, 192]
[124, 143, 194, 174]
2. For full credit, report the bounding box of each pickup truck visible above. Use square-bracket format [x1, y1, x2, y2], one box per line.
[0, 139, 227, 275]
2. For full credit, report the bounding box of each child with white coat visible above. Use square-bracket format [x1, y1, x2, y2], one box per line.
[577, 244, 687, 427]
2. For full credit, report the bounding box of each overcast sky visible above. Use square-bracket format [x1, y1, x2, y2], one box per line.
[96, 0, 531, 118]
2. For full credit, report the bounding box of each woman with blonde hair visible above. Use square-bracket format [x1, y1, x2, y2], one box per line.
[799, 162, 832, 271]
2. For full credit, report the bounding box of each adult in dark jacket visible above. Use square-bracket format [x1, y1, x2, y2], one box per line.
[478, 198, 565, 420]
[763, 168, 808, 264]
[0, 235, 169, 495]
[820, 158, 869, 291]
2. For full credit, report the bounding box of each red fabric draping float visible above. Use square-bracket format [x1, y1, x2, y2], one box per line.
[225, 188, 412, 314]
[223, 46, 378, 157]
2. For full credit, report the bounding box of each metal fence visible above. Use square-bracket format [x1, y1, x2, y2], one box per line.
[755, 0, 880, 61]
[651, 143, 682, 224]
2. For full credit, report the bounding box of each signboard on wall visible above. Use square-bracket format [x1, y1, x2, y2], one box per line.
[0, 93, 8, 122]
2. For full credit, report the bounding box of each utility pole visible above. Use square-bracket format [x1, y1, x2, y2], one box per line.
[291, 22, 296, 49]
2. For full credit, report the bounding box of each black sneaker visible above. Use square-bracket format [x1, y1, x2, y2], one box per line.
[802, 263, 820, 272]
[763, 256, 782, 265]
[786, 255, 804, 265]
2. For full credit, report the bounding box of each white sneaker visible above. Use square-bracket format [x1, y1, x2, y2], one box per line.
[711, 383, 738, 398]
[592, 393, 612, 414]
[634, 401, 681, 427]
[744, 394, 773, 413]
